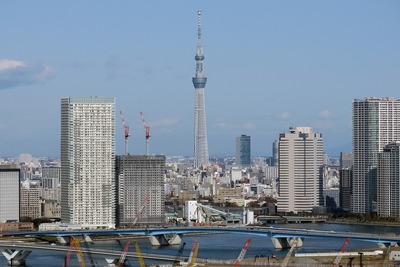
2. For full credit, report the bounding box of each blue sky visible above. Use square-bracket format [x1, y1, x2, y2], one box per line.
[0, 1, 399, 158]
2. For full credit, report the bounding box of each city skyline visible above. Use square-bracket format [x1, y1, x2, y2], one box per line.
[1, 1, 399, 157]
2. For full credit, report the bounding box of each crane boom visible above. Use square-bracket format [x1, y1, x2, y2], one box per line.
[333, 237, 351, 266]
[280, 238, 298, 267]
[134, 240, 146, 267]
[81, 235, 95, 267]
[63, 238, 75, 267]
[233, 238, 252, 267]
[119, 111, 130, 155]
[131, 192, 150, 227]
[188, 242, 199, 267]
[118, 240, 131, 267]
[173, 242, 186, 266]
[140, 112, 151, 156]
[63, 236, 86, 267]
[187, 237, 198, 265]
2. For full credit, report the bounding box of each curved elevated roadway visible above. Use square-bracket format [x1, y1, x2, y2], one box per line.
[3, 226, 400, 246]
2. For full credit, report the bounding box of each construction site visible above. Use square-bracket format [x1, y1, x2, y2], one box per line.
[22, 233, 396, 267]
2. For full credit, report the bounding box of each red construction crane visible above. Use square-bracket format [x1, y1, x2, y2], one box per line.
[119, 111, 130, 156]
[131, 192, 150, 228]
[118, 240, 131, 267]
[333, 237, 351, 266]
[63, 236, 86, 267]
[140, 112, 151, 156]
[233, 238, 252, 267]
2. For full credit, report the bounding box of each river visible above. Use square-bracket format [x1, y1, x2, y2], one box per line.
[1, 222, 400, 266]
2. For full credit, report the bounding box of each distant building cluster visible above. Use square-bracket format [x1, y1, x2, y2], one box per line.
[3, 96, 400, 228]
[1, 10, 399, 227]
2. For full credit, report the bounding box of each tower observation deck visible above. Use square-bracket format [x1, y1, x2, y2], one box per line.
[192, 10, 209, 169]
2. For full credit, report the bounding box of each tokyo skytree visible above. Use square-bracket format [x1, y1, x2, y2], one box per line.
[192, 10, 209, 169]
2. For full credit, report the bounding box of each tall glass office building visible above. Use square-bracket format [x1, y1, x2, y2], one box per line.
[236, 135, 251, 166]
[61, 97, 115, 228]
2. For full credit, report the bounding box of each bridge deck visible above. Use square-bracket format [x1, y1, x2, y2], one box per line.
[2, 226, 400, 244]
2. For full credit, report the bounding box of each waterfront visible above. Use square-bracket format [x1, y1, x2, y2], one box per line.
[1, 223, 400, 267]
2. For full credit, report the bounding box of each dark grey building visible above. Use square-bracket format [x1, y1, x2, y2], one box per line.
[116, 155, 166, 227]
[377, 142, 400, 217]
[236, 135, 251, 166]
[339, 168, 352, 211]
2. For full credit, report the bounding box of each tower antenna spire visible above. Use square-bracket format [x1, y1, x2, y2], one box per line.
[192, 10, 209, 169]
[197, 10, 202, 47]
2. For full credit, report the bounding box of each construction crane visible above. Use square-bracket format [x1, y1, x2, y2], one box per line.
[333, 237, 351, 266]
[233, 238, 252, 267]
[118, 240, 131, 267]
[81, 235, 96, 267]
[134, 240, 146, 267]
[280, 238, 298, 267]
[140, 112, 151, 156]
[188, 240, 199, 267]
[119, 111, 130, 156]
[63, 236, 86, 267]
[173, 242, 186, 266]
[131, 191, 150, 227]
[381, 245, 391, 267]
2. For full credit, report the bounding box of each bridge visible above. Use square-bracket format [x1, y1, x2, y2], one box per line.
[2, 226, 400, 265]
[0, 241, 205, 266]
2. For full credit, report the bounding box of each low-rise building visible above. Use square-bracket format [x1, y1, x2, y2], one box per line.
[0, 222, 34, 231]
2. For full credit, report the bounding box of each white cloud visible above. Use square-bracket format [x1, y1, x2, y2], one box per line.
[215, 121, 255, 130]
[277, 112, 291, 120]
[0, 59, 26, 71]
[0, 59, 54, 90]
[318, 110, 334, 119]
[151, 117, 180, 127]
[243, 122, 255, 129]
[314, 120, 336, 129]
[216, 122, 232, 129]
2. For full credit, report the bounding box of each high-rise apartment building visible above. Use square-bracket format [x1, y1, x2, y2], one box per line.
[352, 97, 400, 214]
[277, 127, 324, 213]
[377, 142, 400, 217]
[61, 97, 115, 228]
[0, 165, 20, 222]
[193, 11, 209, 169]
[116, 155, 166, 227]
[236, 135, 251, 166]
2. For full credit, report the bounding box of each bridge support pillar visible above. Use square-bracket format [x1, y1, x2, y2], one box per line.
[149, 233, 182, 246]
[377, 242, 399, 248]
[83, 234, 93, 243]
[271, 237, 303, 249]
[56, 236, 70, 244]
[2, 249, 32, 266]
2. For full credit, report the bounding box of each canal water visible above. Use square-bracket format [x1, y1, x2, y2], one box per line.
[1, 223, 399, 266]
